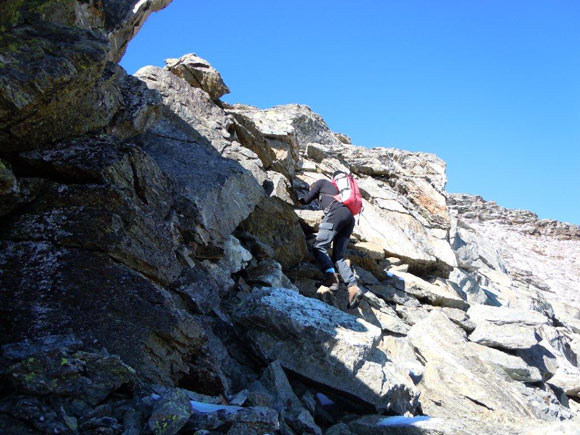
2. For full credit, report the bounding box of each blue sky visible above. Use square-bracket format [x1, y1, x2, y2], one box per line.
[121, 0, 580, 225]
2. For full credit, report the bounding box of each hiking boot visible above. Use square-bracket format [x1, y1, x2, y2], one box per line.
[347, 285, 363, 309]
[321, 272, 340, 292]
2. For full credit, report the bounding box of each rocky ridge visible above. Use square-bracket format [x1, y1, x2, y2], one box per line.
[1, 1, 579, 434]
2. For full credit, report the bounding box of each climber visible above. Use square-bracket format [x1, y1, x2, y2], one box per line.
[299, 171, 364, 309]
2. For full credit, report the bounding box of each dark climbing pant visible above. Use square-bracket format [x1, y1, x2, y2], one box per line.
[313, 205, 357, 287]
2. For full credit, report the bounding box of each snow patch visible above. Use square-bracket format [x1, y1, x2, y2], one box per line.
[190, 401, 243, 414]
[378, 416, 434, 426]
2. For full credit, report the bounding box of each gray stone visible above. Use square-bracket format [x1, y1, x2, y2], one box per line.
[107, 67, 163, 140]
[396, 305, 431, 327]
[136, 107, 265, 245]
[165, 53, 230, 100]
[354, 266, 381, 285]
[227, 110, 276, 169]
[6, 348, 135, 406]
[237, 197, 307, 270]
[218, 236, 254, 275]
[467, 342, 543, 382]
[233, 287, 419, 413]
[0, 242, 207, 384]
[358, 293, 410, 335]
[467, 305, 548, 350]
[265, 170, 295, 203]
[228, 104, 343, 149]
[447, 268, 497, 306]
[451, 222, 506, 272]
[135, 66, 234, 154]
[389, 271, 468, 310]
[0, 0, 170, 146]
[173, 265, 225, 316]
[407, 311, 553, 423]
[367, 284, 421, 307]
[184, 404, 279, 434]
[534, 328, 580, 396]
[148, 389, 192, 435]
[244, 259, 298, 290]
[260, 361, 321, 434]
[437, 307, 476, 332]
[378, 336, 424, 384]
[3, 138, 182, 286]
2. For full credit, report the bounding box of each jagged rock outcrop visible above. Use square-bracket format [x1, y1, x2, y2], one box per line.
[165, 53, 230, 100]
[0, 0, 171, 148]
[1, 1, 579, 433]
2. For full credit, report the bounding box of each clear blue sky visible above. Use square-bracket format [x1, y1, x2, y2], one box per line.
[121, 0, 580, 225]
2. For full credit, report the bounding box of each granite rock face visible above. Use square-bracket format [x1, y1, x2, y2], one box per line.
[0, 1, 578, 433]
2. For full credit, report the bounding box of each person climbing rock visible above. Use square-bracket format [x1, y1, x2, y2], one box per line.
[299, 171, 364, 309]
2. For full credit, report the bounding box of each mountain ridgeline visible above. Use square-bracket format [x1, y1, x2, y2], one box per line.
[0, 1, 579, 434]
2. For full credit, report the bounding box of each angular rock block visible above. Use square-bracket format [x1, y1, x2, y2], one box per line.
[467, 305, 549, 350]
[233, 287, 419, 413]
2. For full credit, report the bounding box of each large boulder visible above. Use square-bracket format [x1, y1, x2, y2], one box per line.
[467, 342, 543, 382]
[107, 67, 164, 140]
[2, 137, 182, 285]
[467, 305, 549, 350]
[227, 104, 343, 149]
[136, 63, 273, 190]
[386, 271, 468, 310]
[450, 218, 506, 273]
[0, 241, 206, 384]
[136, 107, 265, 245]
[237, 197, 307, 270]
[135, 65, 234, 154]
[165, 53, 230, 100]
[227, 111, 277, 170]
[0, 25, 114, 149]
[233, 287, 419, 413]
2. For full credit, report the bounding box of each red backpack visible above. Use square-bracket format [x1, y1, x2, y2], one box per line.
[331, 172, 363, 216]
